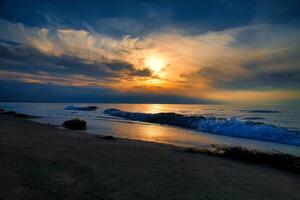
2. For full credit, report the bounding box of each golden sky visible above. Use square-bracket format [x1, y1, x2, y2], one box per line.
[0, 18, 300, 104]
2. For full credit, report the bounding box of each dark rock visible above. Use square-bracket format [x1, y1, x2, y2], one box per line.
[63, 119, 87, 130]
[85, 106, 98, 111]
[14, 113, 32, 118]
[65, 105, 98, 111]
[101, 135, 116, 140]
[3, 111, 16, 115]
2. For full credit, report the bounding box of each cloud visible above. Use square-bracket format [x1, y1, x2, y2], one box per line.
[0, 19, 157, 91]
[177, 25, 300, 91]
[0, 18, 300, 104]
[0, 43, 152, 83]
[183, 39, 300, 90]
[0, 80, 207, 104]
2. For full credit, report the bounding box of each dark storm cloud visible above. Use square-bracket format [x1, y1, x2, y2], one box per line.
[0, 42, 152, 81]
[0, 80, 206, 104]
[194, 66, 300, 90]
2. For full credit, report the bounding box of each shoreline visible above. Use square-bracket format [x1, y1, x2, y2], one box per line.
[0, 114, 300, 199]
[2, 110, 300, 172]
[2, 104, 300, 157]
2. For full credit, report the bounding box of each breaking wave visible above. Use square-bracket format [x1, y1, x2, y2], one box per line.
[65, 105, 98, 111]
[104, 108, 300, 146]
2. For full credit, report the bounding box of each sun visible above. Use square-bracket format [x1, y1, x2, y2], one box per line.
[145, 55, 166, 75]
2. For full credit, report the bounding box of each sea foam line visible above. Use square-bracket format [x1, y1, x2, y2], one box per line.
[103, 108, 300, 146]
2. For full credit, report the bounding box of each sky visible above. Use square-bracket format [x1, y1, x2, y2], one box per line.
[0, 0, 300, 104]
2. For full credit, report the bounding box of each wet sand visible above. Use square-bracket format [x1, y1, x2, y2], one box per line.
[0, 115, 299, 200]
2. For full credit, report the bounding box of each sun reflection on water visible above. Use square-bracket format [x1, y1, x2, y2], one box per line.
[147, 104, 164, 113]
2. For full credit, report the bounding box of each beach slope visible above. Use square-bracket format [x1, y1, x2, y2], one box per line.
[0, 115, 299, 200]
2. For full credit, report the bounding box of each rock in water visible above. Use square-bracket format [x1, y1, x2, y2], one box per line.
[65, 105, 98, 111]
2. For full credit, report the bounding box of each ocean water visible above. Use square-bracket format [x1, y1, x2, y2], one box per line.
[1, 103, 300, 155]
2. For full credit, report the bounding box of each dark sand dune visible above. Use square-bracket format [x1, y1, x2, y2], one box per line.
[0, 115, 299, 200]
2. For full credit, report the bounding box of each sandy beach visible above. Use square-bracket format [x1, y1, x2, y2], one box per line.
[0, 114, 299, 200]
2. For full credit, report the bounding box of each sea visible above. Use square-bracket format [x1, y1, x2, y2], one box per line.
[1, 103, 300, 155]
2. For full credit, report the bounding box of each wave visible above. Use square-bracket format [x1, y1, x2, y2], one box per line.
[65, 105, 98, 111]
[242, 117, 265, 120]
[239, 109, 281, 113]
[103, 108, 300, 146]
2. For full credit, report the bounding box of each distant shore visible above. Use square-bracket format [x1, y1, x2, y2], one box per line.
[0, 114, 299, 200]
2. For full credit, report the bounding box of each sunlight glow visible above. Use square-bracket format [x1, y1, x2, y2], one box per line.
[145, 55, 166, 74]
